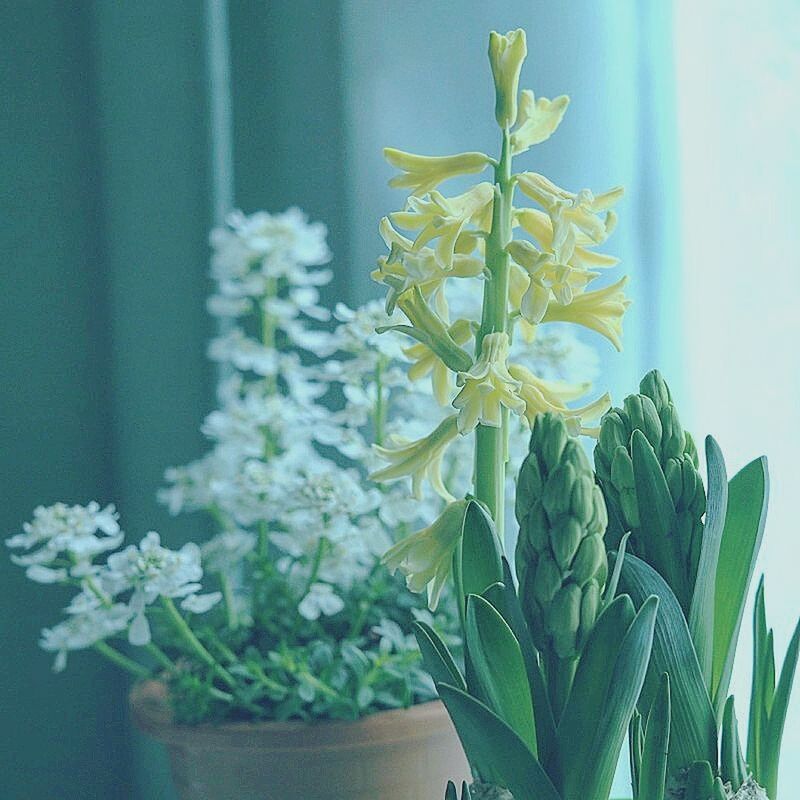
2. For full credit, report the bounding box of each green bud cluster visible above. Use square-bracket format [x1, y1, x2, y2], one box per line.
[594, 370, 705, 609]
[515, 413, 609, 661]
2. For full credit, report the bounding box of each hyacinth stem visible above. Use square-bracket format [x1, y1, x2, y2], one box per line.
[93, 641, 150, 678]
[161, 596, 237, 689]
[474, 127, 514, 534]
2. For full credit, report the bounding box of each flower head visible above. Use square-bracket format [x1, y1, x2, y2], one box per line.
[370, 415, 460, 501]
[510, 90, 570, 155]
[543, 276, 631, 351]
[384, 148, 491, 196]
[453, 333, 526, 433]
[382, 499, 469, 609]
[488, 29, 528, 127]
[6, 502, 122, 578]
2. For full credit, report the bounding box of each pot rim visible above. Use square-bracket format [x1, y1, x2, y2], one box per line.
[130, 680, 453, 750]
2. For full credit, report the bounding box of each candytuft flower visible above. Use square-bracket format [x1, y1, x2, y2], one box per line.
[384, 148, 491, 196]
[488, 29, 527, 128]
[383, 499, 469, 609]
[453, 332, 526, 433]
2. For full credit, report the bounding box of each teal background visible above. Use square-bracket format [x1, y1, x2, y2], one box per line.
[0, 2, 680, 798]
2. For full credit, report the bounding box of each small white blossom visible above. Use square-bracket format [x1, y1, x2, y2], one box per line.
[40, 604, 131, 673]
[181, 592, 223, 614]
[6, 502, 123, 576]
[201, 530, 257, 573]
[297, 583, 345, 621]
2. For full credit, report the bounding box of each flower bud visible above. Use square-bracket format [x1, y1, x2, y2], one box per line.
[488, 29, 527, 128]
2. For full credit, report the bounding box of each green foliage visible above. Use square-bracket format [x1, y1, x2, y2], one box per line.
[636, 674, 671, 800]
[747, 579, 800, 800]
[166, 561, 458, 723]
[595, 370, 705, 614]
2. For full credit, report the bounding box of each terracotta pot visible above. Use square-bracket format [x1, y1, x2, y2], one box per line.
[130, 680, 470, 800]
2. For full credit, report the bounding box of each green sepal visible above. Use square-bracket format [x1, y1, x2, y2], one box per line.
[437, 683, 562, 800]
[465, 593, 538, 755]
[557, 595, 658, 800]
[620, 554, 718, 776]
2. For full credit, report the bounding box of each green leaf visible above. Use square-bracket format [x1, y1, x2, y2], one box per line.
[437, 683, 562, 800]
[712, 457, 769, 709]
[603, 532, 631, 610]
[484, 562, 557, 765]
[445, 782, 458, 800]
[557, 596, 658, 800]
[630, 711, 643, 799]
[631, 430, 684, 606]
[638, 673, 671, 800]
[620, 554, 718, 776]
[761, 616, 800, 800]
[686, 761, 714, 800]
[688, 436, 727, 694]
[465, 594, 538, 755]
[720, 696, 747, 791]
[459, 500, 504, 601]
[747, 577, 768, 776]
[413, 620, 465, 691]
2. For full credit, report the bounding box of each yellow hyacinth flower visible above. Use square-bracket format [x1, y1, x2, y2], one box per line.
[384, 148, 491, 196]
[508, 363, 612, 435]
[370, 415, 460, 501]
[405, 319, 473, 406]
[488, 29, 527, 128]
[510, 90, 570, 155]
[382, 499, 469, 609]
[452, 332, 526, 433]
[391, 183, 494, 268]
[543, 276, 631, 351]
[516, 207, 620, 270]
[517, 172, 624, 244]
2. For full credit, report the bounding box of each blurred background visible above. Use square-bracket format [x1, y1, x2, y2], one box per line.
[1, 1, 797, 798]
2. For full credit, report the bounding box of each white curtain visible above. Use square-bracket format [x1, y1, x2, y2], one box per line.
[675, 0, 800, 787]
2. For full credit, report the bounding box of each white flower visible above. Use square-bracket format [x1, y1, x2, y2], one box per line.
[103, 532, 206, 646]
[201, 530, 257, 573]
[7, 502, 123, 576]
[297, 583, 345, 620]
[181, 592, 223, 614]
[40, 604, 131, 672]
[208, 328, 278, 376]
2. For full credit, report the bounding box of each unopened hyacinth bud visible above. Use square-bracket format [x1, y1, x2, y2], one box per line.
[488, 29, 527, 128]
[594, 370, 705, 611]
[515, 413, 608, 661]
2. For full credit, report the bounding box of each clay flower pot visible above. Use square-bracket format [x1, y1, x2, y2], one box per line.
[130, 680, 470, 800]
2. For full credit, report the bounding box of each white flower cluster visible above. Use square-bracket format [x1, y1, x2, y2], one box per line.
[7, 510, 220, 671]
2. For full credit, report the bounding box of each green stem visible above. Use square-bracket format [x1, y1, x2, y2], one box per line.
[145, 642, 176, 672]
[260, 276, 278, 395]
[93, 641, 150, 679]
[219, 572, 238, 630]
[300, 537, 328, 597]
[160, 597, 237, 689]
[474, 126, 514, 535]
[373, 357, 387, 447]
[545, 652, 577, 721]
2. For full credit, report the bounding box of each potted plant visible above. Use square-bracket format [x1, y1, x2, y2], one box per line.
[6, 204, 595, 799]
[368, 28, 799, 800]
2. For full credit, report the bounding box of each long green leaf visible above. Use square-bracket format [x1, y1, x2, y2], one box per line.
[762, 616, 800, 800]
[484, 562, 557, 764]
[603, 532, 631, 610]
[558, 596, 658, 800]
[712, 457, 769, 708]
[465, 594, 537, 755]
[720, 696, 747, 791]
[688, 436, 727, 694]
[437, 683, 562, 800]
[639, 673, 671, 800]
[620, 554, 718, 775]
[747, 577, 767, 775]
[630, 711, 643, 800]
[459, 500, 504, 600]
[414, 620, 465, 690]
